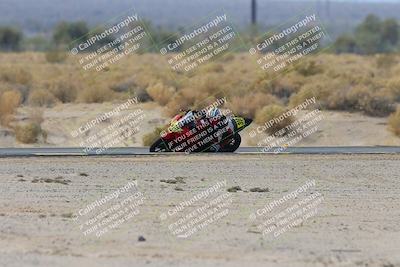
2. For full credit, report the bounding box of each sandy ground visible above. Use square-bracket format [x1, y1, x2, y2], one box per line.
[1, 102, 400, 147]
[0, 154, 399, 267]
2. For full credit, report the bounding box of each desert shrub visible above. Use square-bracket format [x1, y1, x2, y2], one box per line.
[78, 87, 114, 103]
[289, 81, 330, 108]
[201, 63, 225, 73]
[388, 107, 400, 136]
[227, 92, 280, 118]
[13, 84, 30, 103]
[326, 88, 355, 110]
[0, 68, 32, 86]
[383, 77, 400, 102]
[375, 54, 397, 69]
[327, 85, 394, 116]
[359, 93, 395, 117]
[30, 108, 44, 125]
[28, 89, 57, 107]
[346, 86, 395, 116]
[217, 53, 235, 62]
[146, 83, 175, 105]
[163, 84, 219, 116]
[48, 80, 78, 103]
[110, 78, 153, 102]
[14, 122, 42, 144]
[132, 87, 151, 102]
[110, 78, 137, 93]
[0, 90, 21, 126]
[255, 105, 294, 136]
[186, 74, 224, 97]
[45, 50, 67, 63]
[266, 73, 305, 100]
[142, 126, 165, 146]
[295, 60, 323, 76]
[164, 91, 196, 116]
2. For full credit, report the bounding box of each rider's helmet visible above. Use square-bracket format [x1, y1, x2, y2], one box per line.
[207, 107, 222, 118]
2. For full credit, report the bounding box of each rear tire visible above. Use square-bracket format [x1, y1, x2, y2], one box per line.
[149, 138, 168, 152]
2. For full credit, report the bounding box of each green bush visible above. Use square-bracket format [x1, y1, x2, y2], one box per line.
[0, 27, 22, 51]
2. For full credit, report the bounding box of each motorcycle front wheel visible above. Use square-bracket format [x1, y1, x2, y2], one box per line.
[219, 133, 241, 152]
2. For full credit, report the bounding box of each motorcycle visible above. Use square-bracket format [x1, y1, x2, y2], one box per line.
[149, 112, 252, 153]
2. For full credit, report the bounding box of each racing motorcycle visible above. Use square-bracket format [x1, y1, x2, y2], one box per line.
[149, 112, 252, 153]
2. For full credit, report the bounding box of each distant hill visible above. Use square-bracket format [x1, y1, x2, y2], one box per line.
[1, 0, 400, 37]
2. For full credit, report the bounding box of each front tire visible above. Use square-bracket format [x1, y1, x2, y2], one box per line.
[219, 134, 241, 152]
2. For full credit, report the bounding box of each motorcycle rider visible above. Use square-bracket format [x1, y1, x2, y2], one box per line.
[168, 107, 234, 152]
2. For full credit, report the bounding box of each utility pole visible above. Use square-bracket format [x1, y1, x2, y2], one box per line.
[251, 0, 257, 25]
[251, 0, 257, 39]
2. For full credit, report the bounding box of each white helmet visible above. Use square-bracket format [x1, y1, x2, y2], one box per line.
[207, 107, 222, 118]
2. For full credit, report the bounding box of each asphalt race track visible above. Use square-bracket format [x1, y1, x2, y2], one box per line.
[1, 146, 400, 157]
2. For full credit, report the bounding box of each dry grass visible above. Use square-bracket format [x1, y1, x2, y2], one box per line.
[45, 50, 67, 63]
[28, 89, 57, 107]
[78, 87, 114, 103]
[13, 108, 47, 144]
[289, 79, 331, 108]
[388, 107, 400, 136]
[142, 126, 165, 146]
[255, 105, 295, 136]
[0, 67, 32, 86]
[48, 79, 78, 103]
[0, 52, 400, 121]
[384, 77, 400, 102]
[0, 90, 21, 126]
[146, 83, 175, 105]
[30, 108, 45, 125]
[164, 89, 201, 116]
[264, 72, 305, 100]
[228, 92, 280, 118]
[14, 122, 42, 144]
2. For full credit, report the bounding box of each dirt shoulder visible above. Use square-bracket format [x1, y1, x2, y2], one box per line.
[0, 154, 399, 267]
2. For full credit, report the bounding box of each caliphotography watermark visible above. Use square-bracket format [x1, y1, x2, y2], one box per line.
[159, 180, 232, 239]
[70, 11, 153, 72]
[248, 96, 324, 154]
[158, 96, 236, 153]
[73, 181, 145, 238]
[160, 13, 243, 73]
[249, 12, 332, 78]
[248, 179, 324, 240]
[69, 97, 146, 154]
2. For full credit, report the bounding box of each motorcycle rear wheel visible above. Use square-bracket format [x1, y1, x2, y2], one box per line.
[149, 138, 169, 152]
